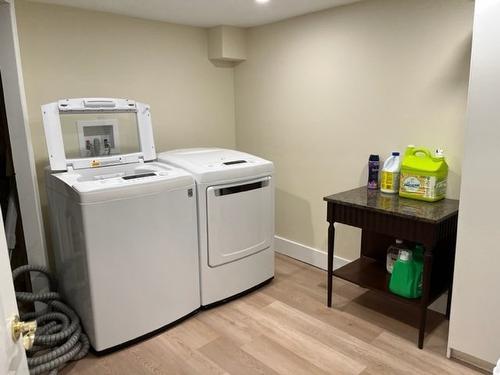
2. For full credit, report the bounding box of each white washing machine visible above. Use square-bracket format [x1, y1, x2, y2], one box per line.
[42, 98, 200, 352]
[158, 148, 275, 306]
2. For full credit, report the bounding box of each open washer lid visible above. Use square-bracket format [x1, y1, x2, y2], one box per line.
[41, 98, 156, 171]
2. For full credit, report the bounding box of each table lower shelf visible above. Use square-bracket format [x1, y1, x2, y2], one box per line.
[332, 256, 444, 308]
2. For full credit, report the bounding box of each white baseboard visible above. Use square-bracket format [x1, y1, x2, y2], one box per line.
[274, 235, 446, 314]
[274, 235, 349, 271]
[449, 348, 495, 373]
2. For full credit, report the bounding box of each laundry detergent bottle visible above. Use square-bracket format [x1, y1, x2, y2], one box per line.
[399, 146, 448, 202]
[381, 152, 401, 194]
[389, 249, 423, 299]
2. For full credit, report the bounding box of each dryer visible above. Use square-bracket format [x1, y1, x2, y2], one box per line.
[42, 98, 200, 352]
[158, 148, 274, 306]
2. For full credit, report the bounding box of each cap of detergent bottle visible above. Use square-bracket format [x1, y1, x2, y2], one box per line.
[398, 250, 412, 262]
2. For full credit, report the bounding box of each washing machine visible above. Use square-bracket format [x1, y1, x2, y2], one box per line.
[42, 98, 200, 352]
[158, 148, 275, 306]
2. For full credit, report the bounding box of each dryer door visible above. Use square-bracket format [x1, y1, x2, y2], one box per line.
[206, 176, 273, 267]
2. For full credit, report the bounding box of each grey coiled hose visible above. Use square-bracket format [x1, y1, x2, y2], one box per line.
[12, 265, 89, 375]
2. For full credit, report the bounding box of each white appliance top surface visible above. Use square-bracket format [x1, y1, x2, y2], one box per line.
[51, 162, 192, 193]
[158, 148, 273, 183]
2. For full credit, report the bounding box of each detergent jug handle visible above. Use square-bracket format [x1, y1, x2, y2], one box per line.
[411, 147, 431, 158]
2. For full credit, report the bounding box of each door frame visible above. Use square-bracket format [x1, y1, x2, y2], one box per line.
[0, 204, 29, 375]
[0, 0, 48, 285]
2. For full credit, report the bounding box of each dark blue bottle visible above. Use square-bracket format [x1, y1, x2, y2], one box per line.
[368, 154, 380, 190]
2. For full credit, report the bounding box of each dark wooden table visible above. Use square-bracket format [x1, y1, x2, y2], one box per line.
[324, 187, 459, 349]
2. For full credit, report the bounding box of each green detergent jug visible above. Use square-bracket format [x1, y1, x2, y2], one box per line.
[389, 250, 423, 299]
[399, 146, 448, 202]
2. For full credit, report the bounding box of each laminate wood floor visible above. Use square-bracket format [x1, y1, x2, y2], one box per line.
[62, 254, 482, 375]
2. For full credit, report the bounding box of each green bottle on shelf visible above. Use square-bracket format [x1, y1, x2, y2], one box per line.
[414, 244, 424, 264]
[389, 249, 423, 299]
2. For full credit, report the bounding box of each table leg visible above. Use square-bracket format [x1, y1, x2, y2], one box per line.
[418, 248, 434, 349]
[327, 221, 335, 307]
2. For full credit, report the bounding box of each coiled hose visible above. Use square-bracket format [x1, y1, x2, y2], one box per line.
[12, 265, 89, 375]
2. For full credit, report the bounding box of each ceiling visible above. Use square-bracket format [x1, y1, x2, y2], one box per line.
[28, 0, 361, 28]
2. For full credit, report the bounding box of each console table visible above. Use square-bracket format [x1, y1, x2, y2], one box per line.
[324, 187, 459, 348]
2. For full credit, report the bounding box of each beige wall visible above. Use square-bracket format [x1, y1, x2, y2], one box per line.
[15, 0, 236, 212]
[15, 0, 474, 263]
[235, 0, 473, 260]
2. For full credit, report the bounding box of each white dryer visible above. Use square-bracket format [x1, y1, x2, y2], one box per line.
[42, 98, 200, 352]
[158, 148, 274, 306]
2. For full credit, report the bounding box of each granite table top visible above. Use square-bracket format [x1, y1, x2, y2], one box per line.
[324, 187, 459, 223]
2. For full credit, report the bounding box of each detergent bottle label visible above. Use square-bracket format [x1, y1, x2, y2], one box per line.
[400, 173, 447, 200]
[381, 171, 400, 193]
